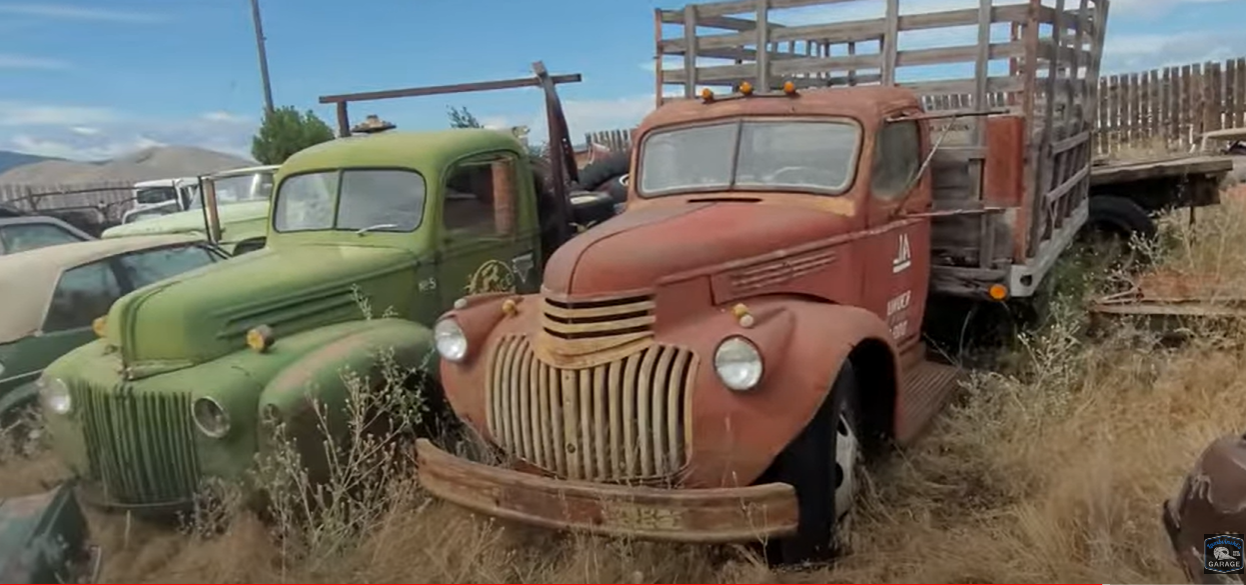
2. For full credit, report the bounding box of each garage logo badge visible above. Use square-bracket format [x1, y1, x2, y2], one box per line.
[1204, 534, 1245, 574]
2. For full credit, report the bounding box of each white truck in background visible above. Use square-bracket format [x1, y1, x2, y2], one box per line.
[121, 176, 199, 224]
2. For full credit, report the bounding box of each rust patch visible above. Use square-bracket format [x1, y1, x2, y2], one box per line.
[1092, 270, 1246, 317]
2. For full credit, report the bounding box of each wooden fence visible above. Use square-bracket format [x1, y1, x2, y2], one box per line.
[587, 56, 1246, 158]
[1097, 57, 1246, 155]
[0, 181, 135, 220]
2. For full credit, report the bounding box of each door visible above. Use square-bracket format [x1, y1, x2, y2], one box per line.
[436, 151, 539, 309]
[860, 116, 930, 348]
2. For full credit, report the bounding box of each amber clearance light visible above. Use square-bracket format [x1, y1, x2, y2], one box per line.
[738, 81, 754, 96]
[783, 81, 797, 95]
[246, 325, 275, 353]
[700, 87, 715, 102]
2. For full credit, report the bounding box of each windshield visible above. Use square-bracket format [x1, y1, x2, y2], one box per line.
[272, 169, 426, 233]
[191, 172, 274, 209]
[637, 119, 860, 196]
[135, 186, 177, 205]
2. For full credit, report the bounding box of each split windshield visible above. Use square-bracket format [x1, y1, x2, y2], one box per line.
[272, 168, 426, 233]
[637, 119, 860, 197]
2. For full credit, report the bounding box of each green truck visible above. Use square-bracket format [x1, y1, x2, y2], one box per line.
[102, 165, 278, 256]
[36, 63, 619, 511]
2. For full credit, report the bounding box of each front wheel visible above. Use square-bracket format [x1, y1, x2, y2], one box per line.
[765, 361, 864, 565]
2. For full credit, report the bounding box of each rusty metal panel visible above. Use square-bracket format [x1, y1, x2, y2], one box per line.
[487, 335, 697, 483]
[416, 438, 799, 544]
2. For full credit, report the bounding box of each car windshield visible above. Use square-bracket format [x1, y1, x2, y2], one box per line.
[134, 186, 177, 205]
[272, 168, 426, 233]
[637, 119, 860, 196]
[196, 172, 275, 208]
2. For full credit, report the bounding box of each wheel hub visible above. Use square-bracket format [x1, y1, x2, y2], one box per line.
[834, 412, 859, 517]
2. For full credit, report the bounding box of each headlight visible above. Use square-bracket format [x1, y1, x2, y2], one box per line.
[434, 318, 468, 362]
[192, 397, 231, 439]
[714, 336, 763, 391]
[38, 377, 71, 415]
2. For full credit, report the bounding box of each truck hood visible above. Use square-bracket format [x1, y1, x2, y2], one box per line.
[107, 243, 417, 374]
[103, 200, 269, 239]
[542, 200, 855, 296]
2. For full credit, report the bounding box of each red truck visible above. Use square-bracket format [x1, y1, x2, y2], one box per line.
[417, 0, 1110, 564]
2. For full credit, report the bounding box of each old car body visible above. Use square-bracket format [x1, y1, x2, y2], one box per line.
[0, 235, 227, 421]
[103, 165, 278, 255]
[0, 216, 93, 256]
[38, 129, 558, 511]
[1163, 433, 1246, 584]
[0, 483, 99, 583]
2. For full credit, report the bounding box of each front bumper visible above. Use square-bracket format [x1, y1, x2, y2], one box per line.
[415, 438, 799, 543]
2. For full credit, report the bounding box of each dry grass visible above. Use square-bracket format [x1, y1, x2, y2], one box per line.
[7, 197, 1246, 583]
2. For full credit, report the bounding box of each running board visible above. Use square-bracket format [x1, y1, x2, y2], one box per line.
[895, 360, 964, 445]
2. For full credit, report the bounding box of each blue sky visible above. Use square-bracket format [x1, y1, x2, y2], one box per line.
[0, 0, 1242, 161]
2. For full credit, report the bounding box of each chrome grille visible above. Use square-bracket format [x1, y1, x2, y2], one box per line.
[487, 335, 697, 482]
[71, 381, 201, 505]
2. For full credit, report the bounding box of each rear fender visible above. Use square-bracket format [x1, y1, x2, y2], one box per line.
[257, 319, 437, 475]
[686, 298, 898, 487]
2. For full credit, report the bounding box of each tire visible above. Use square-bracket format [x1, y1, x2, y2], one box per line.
[1087, 195, 1156, 241]
[765, 361, 863, 565]
[575, 152, 630, 197]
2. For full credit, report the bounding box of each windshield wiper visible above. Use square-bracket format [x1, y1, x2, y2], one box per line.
[355, 223, 399, 236]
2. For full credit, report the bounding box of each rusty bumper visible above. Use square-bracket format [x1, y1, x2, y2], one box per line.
[415, 438, 799, 544]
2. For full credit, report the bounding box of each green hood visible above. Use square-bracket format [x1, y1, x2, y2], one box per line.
[103, 201, 270, 240]
[105, 244, 419, 377]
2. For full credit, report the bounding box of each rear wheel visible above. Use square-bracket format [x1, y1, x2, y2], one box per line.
[765, 361, 863, 565]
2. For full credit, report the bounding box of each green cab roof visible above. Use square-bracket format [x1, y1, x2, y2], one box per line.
[277, 129, 526, 181]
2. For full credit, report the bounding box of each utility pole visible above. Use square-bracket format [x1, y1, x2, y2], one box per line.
[248, 0, 275, 116]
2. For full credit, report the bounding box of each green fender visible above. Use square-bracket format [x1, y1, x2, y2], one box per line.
[256, 318, 438, 480]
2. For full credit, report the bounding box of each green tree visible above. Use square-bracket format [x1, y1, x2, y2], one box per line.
[250, 106, 335, 165]
[448, 105, 548, 159]
[447, 106, 483, 129]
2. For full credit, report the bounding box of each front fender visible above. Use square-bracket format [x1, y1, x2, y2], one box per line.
[679, 298, 897, 487]
[257, 318, 437, 473]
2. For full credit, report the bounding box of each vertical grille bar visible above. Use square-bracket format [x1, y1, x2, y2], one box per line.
[487, 335, 697, 482]
[71, 381, 201, 504]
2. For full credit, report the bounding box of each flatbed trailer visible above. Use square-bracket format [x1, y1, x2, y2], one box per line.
[1090, 154, 1231, 213]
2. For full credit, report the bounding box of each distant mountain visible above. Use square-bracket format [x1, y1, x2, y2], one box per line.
[0, 151, 60, 175]
[0, 146, 256, 186]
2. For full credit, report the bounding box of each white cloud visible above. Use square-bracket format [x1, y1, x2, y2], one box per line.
[0, 102, 118, 126]
[0, 3, 165, 23]
[200, 111, 250, 123]
[0, 103, 255, 160]
[490, 95, 657, 144]
[0, 54, 69, 70]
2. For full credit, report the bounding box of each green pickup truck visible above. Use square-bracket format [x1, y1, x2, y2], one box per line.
[36, 63, 620, 512]
[102, 165, 278, 256]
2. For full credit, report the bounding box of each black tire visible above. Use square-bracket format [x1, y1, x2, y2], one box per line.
[765, 361, 863, 565]
[575, 152, 630, 197]
[1087, 195, 1156, 242]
